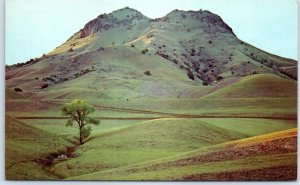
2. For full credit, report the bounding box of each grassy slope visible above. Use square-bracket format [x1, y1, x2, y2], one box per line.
[69, 128, 297, 180]
[205, 74, 297, 98]
[47, 118, 296, 179]
[5, 116, 70, 180]
[28, 45, 201, 100]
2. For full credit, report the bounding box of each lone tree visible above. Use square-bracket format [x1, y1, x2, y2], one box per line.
[61, 99, 100, 144]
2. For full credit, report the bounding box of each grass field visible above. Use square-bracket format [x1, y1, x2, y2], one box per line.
[5, 90, 297, 180]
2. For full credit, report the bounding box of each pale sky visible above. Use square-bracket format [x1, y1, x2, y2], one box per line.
[5, 0, 298, 65]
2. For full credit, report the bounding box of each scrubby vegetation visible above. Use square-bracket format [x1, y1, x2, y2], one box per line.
[141, 49, 149, 54]
[41, 83, 49, 89]
[144, 70, 151, 76]
[187, 70, 194, 80]
[14, 87, 22, 92]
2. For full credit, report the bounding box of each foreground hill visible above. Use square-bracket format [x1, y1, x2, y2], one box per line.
[46, 118, 295, 179]
[69, 128, 297, 180]
[5, 116, 70, 179]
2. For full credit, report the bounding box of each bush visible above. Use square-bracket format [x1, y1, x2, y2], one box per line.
[41, 83, 49, 89]
[216, 76, 223, 81]
[208, 40, 212, 44]
[187, 70, 194, 80]
[131, 44, 135, 47]
[144, 70, 151, 76]
[14, 87, 22, 92]
[202, 81, 208, 86]
[141, 49, 149, 54]
[68, 48, 74, 52]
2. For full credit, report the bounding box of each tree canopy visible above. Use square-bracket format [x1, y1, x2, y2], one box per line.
[61, 99, 100, 144]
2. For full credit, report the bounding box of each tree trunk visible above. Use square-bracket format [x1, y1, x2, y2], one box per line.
[79, 126, 84, 144]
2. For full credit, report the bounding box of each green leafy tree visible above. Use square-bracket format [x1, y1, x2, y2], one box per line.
[61, 99, 100, 144]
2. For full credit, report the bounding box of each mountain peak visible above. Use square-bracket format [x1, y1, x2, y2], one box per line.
[163, 9, 235, 35]
[79, 7, 148, 38]
[112, 7, 139, 13]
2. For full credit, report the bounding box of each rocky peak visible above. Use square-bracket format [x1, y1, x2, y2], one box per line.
[80, 7, 149, 38]
[163, 9, 235, 36]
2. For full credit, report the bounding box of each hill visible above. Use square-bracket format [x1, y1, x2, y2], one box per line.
[205, 74, 297, 98]
[47, 118, 295, 179]
[5, 116, 70, 179]
[69, 128, 297, 180]
[5, 7, 297, 100]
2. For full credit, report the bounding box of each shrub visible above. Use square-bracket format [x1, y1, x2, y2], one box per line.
[141, 49, 149, 54]
[14, 87, 22, 92]
[187, 70, 194, 80]
[208, 40, 212, 44]
[68, 48, 74, 52]
[41, 83, 49, 89]
[216, 76, 223, 81]
[144, 70, 151, 76]
[202, 81, 208, 86]
[35, 77, 39, 80]
[131, 44, 135, 47]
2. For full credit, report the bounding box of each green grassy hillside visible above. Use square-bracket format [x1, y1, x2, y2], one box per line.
[69, 128, 297, 180]
[205, 74, 297, 98]
[48, 118, 295, 179]
[5, 116, 70, 179]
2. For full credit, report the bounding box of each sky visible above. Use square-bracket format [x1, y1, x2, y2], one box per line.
[5, 0, 298, 65]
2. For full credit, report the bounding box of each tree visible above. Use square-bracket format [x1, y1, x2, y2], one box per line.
[61, 99, 100, 144]
[187, 70, 194, 80]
